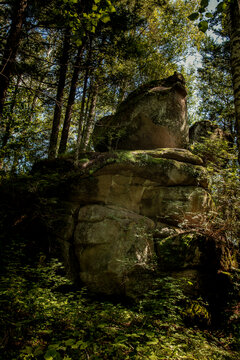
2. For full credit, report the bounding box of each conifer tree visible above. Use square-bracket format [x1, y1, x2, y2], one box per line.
[0, 0, 28, 118]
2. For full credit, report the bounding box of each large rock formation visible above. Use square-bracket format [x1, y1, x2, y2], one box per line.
[93, 72, 188, 151]
[70, 149, 209, 225]
[32, 74, 237, 300]
[37, 148, 224, 299]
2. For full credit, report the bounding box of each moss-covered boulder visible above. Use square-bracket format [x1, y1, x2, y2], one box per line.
[93, 73, 188, 151]
[68, 149, 211, 226]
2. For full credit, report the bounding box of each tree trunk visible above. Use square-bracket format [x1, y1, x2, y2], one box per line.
[229, 0, 240, 162]
[1, 75, 21, 150]
[84, 82, 92, 121]
[58, 44, 84, 155]
[48, 30, 70, 159]
[81, 84, 98, 152]
[75, 63, 91, 159]
[75, 39, 94, 159]
[0, 0, 28, 117]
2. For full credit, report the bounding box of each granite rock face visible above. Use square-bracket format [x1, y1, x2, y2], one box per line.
[93, 73, 189, 151]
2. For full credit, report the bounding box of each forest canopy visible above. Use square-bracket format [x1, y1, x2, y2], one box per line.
[0, 0, 212, 170]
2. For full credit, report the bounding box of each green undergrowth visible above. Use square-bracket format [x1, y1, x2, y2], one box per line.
[0, 241, 239, 360]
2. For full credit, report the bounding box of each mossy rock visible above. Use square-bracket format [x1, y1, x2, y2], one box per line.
[93, 73, 188, 151]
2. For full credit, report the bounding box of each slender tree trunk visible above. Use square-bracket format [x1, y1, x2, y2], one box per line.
[75, 39, 94, 159]
[79, 86, 92, 151]
[75, 64, 90, 158]
[81, 84, 98, 151]
[26, 71, 46, 124]
[229, 0, 240, 162]
[1, 75, 21, 150]
[48, 30, 70, 159]
[0, 0, 28, 117]
[84, 82, 92, 120]
[58, 44, 84, 155]
[27, 87, 40, 123]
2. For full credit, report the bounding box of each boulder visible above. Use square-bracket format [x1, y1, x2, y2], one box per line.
[31, 145, 238, 301]
[189, 120, 225, 144]
[93, 73, 189, 151]
[30, 72, 237, 301]
[70, 149, 211, 226]
[46, 148, 217, 299]
[74, 204, 155, 297]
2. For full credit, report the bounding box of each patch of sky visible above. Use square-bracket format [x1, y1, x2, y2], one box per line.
[183, 0, 222, 70]
[176, 0, 226, 123]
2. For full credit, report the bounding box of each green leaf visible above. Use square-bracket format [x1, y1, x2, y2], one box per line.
[109, 5, 116, 12]
[24, 346, 33, 354]
[34, 347, 44, 356]
[146, 338, 159, 345]
[100, 14, 111, 23]
[199, 7, 206, 13]
[200, 0, 209, 8]
[64, 339, 75, 346]
[188, 13, 199, 20]
[222, 2, 228, 10]
[44, 349, 61, 360]
[205, 12, 213, 18]
[198, 20, 208, 32]
[75, 39, 82, 46]
[92, 4, 98, 11]
[48, 344, 61, 350]
[71, 340, 83, 349]
[149, 354, 158, 360]
[216, 1, 224, 12]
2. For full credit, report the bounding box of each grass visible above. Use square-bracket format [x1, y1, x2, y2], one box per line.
[0, 242, 239, 360]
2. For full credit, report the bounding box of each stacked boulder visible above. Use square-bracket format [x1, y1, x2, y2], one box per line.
[93, 72, 188, 151]
[44, 74, 235, 299]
